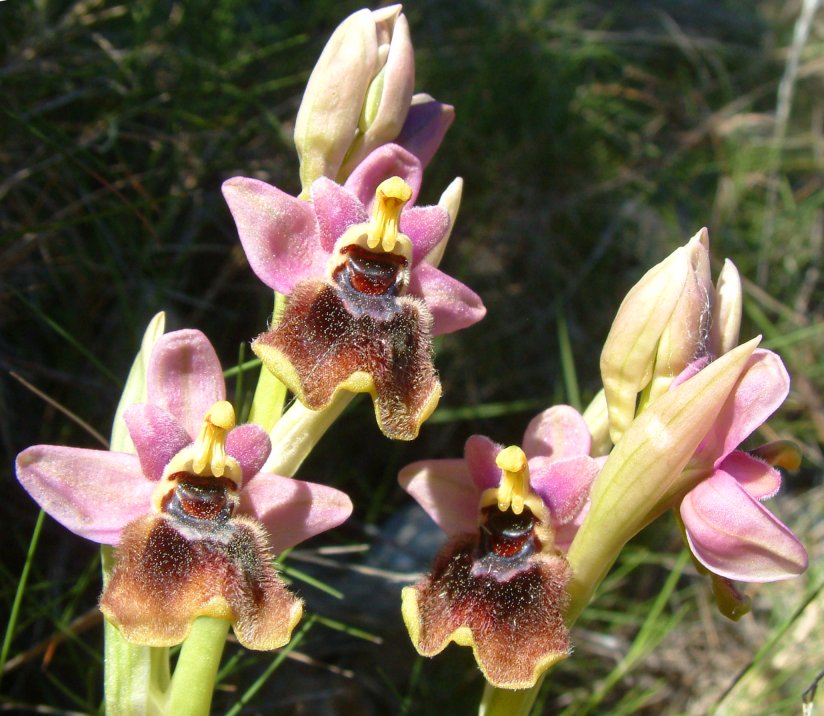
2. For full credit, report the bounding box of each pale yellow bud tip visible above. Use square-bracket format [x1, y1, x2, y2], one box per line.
[192, 401, 236, 477]
[367, 176, 412, 252]
[495, 445, 530, 515]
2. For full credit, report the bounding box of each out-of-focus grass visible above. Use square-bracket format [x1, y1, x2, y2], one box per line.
[1, 0, 822, 713]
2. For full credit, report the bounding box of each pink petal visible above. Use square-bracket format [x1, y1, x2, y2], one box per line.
[398, 458, 479, 535]
[395, 96, 455, 169]
[529, 455, 599, 525]
[695, 349, 790, 467]
[124, 404, 191, 481]
[225, 424, 272, 486]
[670, 355, 711, 389]
[555, 499, 589, 552]
[147, 330, 226, 439]
[312, 177, 369, 254]
[464, 435, 503, 492]
[344, 143, 423, 209]
[409, 262, 486, 336]
[15, 446, 153, 545]
[222, 176, 326, 293]
[522, 405, 592, 461]
[402, 206, 450, 265]
[680, 470, 808, 582]
[238, 474, 352, 554]
[719, 451, 781, 500]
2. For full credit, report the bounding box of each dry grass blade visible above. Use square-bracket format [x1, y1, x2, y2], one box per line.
[9, 372, 108, 448]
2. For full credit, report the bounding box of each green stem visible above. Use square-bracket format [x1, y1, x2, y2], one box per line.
[102, 545, 170, 716]
[247, 361, 287, 432]
[164, 618, 231, 716]
[246, 292, 288, 433]
[264, 390, 354, 477]
[0, 510, 45, 686]
[480, 681, 542, 716]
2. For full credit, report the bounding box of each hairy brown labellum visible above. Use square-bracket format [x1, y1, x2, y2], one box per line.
[100, 476, 301, 650]
[253, 277, 440, 440]
[402, 506, 572, 688]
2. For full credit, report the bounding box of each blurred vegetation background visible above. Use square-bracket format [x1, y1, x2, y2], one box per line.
[1, 0, 821, 714]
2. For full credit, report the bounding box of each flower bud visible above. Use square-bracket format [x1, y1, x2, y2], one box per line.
[708, 258, 742, 357]
[339, 9, 415, 177]
[600, 243, 690, 444]
[567, 337, 761, 622]
[294, 5, 414, 192]
[646, 228, 713, 403]
[601, 229, 723, 444]
[422, 176, 463, 268]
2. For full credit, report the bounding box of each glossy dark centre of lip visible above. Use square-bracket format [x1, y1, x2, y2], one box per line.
[478, 505, 540, 560]
[335, 245, 406, 297]
[163, 472, 235, 523]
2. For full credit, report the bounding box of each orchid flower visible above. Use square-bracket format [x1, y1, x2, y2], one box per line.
[223, 143, 485, 441]
[15, 329, 353, 650]
[567, 340, 808, 622]
[398, 406, 601, 688]
[674, 349, 808, 616]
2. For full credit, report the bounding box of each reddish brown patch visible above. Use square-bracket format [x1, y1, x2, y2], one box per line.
[334, 245, 407, 296]
[162, 474, 237, 523]
[100, 512, 301, 650]
[255, 280, 439, 440]
[411, 521, 571, 687]
[480, 505, 542, 560]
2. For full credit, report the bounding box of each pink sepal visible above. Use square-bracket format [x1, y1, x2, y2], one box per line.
[395, 97, 454, 169]
[409, 263, 486, 336]
[398, 458, 478, 536]
[681, 469, 808, 582]
[239, 474, 353, 554]
[15, 446, 153, 545]
[344, 143, 423, 209]
[147, 330, 225, 440]
[718, 451, 781, 500]
[693, 349, 789, 467]
[522, 405, 591, 461]
[221, 176, 326, 293]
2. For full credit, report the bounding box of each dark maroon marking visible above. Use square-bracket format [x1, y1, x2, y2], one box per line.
[478, 505, 541, 562]
[334, 245, 407, 297]
[162, 474, 236, 524]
